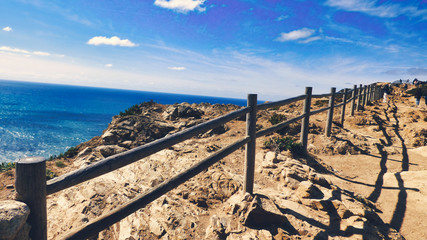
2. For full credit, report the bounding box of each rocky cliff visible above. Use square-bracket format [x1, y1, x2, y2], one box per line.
[44, 98, 411, 240]
[3, 84, 427, 239]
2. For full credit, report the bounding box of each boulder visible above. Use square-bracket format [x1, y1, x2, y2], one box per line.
[204, 215, 227, 240]
[265, 151, 277, 163]
[163, 104, 204, 120]
[243, 195, 291, 230]
[262, 151, 278, 169]
[202, 124, 229, 137]
[0, 200, 30, 240]
[295, 181, 324, 199]
[96, 145, 127, 158]
[149, 219, 165, 237]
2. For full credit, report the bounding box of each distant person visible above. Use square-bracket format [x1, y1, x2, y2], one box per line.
[413, 78, 419, 85]
[414, 85, 422, 106]
[382, 84, 391, 103]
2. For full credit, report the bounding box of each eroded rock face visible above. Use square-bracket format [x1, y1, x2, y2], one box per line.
[0, 200, 30, 240]
[43, 101, 405, 240]
[163, 103, 204, 120]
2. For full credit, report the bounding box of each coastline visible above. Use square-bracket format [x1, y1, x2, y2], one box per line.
[0, 79, 250, 164]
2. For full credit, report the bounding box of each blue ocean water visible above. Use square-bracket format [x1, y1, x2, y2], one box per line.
[0, 79, 247, 163]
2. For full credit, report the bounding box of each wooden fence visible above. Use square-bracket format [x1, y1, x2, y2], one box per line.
[14, 83, 382, 240]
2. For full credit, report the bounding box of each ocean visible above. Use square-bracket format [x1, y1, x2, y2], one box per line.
[0, 79, 248, 163]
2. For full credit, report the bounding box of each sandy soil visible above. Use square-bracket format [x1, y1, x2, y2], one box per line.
[316, 91, 427, 240]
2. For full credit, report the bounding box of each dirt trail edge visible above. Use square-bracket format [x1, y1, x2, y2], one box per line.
[319, 91, 427, 240]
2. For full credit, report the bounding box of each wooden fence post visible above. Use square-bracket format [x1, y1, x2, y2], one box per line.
[372, 85, 376, 101]
[377, 86, 381, 100]
[357, 84, 363, 111]
[325, 87, 336, 137]
[15, 157, 47, 240]
[340, 88, 348, 126]
[362, 85, 367, 106]
[351, 85, 357, 116]
[367, 85, 372, 103]
[372, 84, 376, 101]
[244, 94, 257, 194]
[300, 87, 312, 153]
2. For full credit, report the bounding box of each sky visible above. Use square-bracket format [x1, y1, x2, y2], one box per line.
[0, 0, 426, 100]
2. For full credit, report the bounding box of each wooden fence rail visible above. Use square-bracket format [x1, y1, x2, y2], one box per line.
[46, 107, 251, 195]
[14, 83, 382, 240]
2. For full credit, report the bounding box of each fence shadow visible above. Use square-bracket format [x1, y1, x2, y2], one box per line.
[389, 172, 407, 231]
[303, 154, 419, 193]
[388, 101, 409, 231]
[367, 142, 388, 203]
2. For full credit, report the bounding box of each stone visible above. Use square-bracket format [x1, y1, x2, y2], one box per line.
[149, 219, 165, 237]
[163, 104, 204, 120]
[243, 195, 290, 229]
[12, 223, 30, 240]
[118, 140, 133, 148]
[76, 147, 92, 158]
[101, 130, 118, 145]
[255, 152, 265, 163]
[283, 176, 301, 190]
[308, 172, 331, 189]
[205, 215, 227, 240]
[96, 145, 127, 157]
[265, 151, 277, 163]
[0, 200, 30, 240]
[276, 154, 287, 162]
[203, 124, 229, 137]
[295, 181, 324, 199]
[149, 175, 164, 187]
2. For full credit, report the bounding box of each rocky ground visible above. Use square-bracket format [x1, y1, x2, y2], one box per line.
[1, 84, 426, 239]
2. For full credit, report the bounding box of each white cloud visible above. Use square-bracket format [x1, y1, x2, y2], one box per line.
[324, 36, 354, 44]
[276, 15, 289, 21]
[168, 66, 186, 70]
[33, 51, 50, 56]
[105, 64, 113, 68]
[0, 46, 62, 58]
[299, 36, 322, 44]
[2, 26, 12, 32]
[87, 36, 137, 47]
[324, 36, 402, 53]
[154, 0, 206, 13]
[0, 46, 29, 54]
[276, 28, 316, 42]
[325, 0, 427, 19]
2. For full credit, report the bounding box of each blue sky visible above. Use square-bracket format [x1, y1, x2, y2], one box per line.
[0, 0, 426, 100]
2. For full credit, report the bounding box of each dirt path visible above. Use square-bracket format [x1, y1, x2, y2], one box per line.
[320, 95, 427, 240]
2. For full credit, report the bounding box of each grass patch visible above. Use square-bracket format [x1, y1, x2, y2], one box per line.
[46, 169, 57, 180]
[269, 113, 288, 134]
[269, 113, 287, 125]
[120, 104, 141, 117]
[314, 99, 328, 107]
[119, 100, 156, 117]
[0, 162, 15, 172]
[48, 146, 78, 161]
[55, 161, 66, 168]
[264, 136, 304, 155]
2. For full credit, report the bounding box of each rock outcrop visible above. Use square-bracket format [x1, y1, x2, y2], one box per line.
[0, 200, 30, 240]
[3, 93, 421, 239]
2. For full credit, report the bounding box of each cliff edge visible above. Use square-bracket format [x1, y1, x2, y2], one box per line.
[1, 84, 427, 239]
